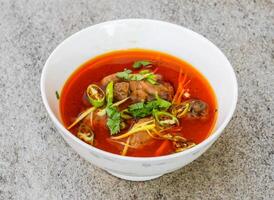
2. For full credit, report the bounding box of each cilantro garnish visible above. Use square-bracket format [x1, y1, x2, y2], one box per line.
[116, 68, 157, 84]
[128, 95, 171, 118]
[116, 69, 132, 80]
[133, 61, 151, 69]
[106, 106, 121, 135]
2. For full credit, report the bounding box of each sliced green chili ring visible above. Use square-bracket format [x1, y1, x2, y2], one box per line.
[86, 84, 105, 107]
[120, 121, 127, 130]
[120, 109, 132, 119]
[153, 110, 179, 127]
[172, 103, 190, 118]
[177, 103, 190, 118]
[77, 123, 94, 145]
[106, 81, 114, 106]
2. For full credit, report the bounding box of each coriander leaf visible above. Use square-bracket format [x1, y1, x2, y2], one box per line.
[145, 74, 157, 84]
[139, 70, 157, 84]
[129, 74, 144, 81]
[116, 68, 157, 84]
[155, 95, 171, 109]
[116, 69, 132, 80]
[116, 69, 145, 81]
[133, 61, 151, 69]
[128, 96, 171, 118]
[145, 100, 158, 109]
[106, 106, 116, 116]
[106, 106, 121, 135]
[128, 102, 151, 118]
[129, 102, 145, 110]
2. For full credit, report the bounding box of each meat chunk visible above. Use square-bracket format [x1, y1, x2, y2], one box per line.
[101, 73, 120, 86]
[129, 80, 174, 102]
[187, 100, 209, 119]
[160, 82, 174, 100]
[101, 74, 174, 103]
[130, 90, 149, 102]
[129, 81, 148, 102]
[114, 82, 129, 101]
[129, 81, 143, 91]
[139, 81, 174, 101]
[129, 118, 154, 148]
[130, 131, 152, 148]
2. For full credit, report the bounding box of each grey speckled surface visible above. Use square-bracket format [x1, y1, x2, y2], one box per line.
[0, 0, 273, 199]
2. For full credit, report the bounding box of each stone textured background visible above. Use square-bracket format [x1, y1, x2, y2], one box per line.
[0, 0, 273, 199]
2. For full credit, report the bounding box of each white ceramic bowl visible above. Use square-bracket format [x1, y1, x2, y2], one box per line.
[41, 19, 237, 181]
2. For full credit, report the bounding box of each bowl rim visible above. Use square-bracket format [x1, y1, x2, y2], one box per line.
[41, 18, 238, 161]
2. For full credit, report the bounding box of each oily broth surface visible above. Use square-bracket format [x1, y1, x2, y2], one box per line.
[60, 49, 217, 157]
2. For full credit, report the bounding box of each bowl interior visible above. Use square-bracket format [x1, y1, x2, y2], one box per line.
[41, 19, 237, 150]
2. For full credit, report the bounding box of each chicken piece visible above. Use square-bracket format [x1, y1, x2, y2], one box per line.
[114, 82, 130, 101]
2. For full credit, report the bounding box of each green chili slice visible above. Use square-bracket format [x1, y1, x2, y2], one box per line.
[172, 102, 190, 118]
[106, 81, 114, 106]
[153, 110, 179, 127]
[77, 123, 94, 145]
[86, 84, 105, 107]
[120, 109, 132, 119]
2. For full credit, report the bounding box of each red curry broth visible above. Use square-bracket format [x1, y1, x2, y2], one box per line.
[60, 49, 217, 157]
